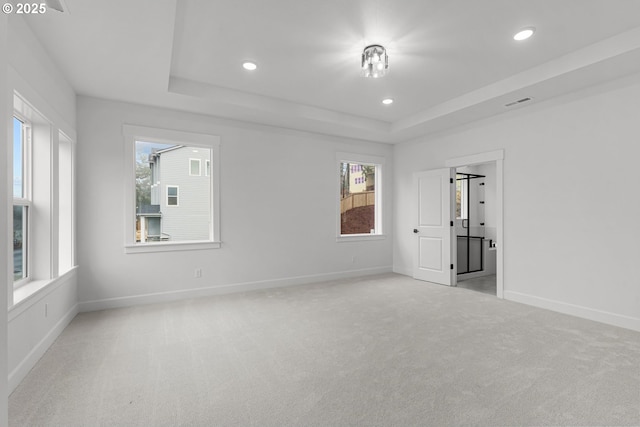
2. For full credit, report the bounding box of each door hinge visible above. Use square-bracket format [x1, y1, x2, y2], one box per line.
[450, 264, 454, 270]
[450, 178, 453, 184]
[450, 221, 453, 226]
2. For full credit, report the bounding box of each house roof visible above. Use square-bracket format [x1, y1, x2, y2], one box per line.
[153, 145, 183, 155]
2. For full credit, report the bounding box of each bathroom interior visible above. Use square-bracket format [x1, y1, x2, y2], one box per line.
[455, 162, 497, 295]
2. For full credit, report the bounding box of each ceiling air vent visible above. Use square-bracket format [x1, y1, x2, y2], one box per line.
[505, 97, 532, 107]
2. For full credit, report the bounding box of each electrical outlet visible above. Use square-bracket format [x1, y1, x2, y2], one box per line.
[194, 268, 202, 278]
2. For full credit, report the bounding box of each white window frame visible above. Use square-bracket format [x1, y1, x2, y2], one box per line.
[9, 89, 78, 309]
[189, 158, 201, 176]
[123, 124, 221, 253]
[205, 159, 210, 177]
[57, 131, 76, 276]
[13, 114, 31, 288]
[166, 185, 179, 206]
[336, 152, 385, 242]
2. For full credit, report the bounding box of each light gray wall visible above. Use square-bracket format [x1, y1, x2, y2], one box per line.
[474, 162, 496, 240]
[6, 16, 78, 393]
[76, 96, 393, 307]
[394, 73, 640, 331]
[0, 11, 10, 424]
[7, 17, 75, 134]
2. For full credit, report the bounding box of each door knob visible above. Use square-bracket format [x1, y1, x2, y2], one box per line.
[413, 229, 419, 233]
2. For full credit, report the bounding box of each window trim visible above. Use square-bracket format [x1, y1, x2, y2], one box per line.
[189, 158, 201, 176]
[9, 89, 78, 308]
[166, 185, 179, 206]
[123, 124, 221, 253]
[57, 131, 76, 276]
[336, 152, 385, 242]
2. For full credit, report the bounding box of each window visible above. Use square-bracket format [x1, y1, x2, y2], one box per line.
[9, 92, 77, 305]
[123, 125, 221, 253]
[13, 116, 29, 284]
[167, 185, 179, 206]
[189, 158, 201, 176]
[456, 175, 468, 220]
[337, 153, 384, 240]
[13, 206, 28, 282]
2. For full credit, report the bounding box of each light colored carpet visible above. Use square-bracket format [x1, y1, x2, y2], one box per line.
[9, 274, 640, 426]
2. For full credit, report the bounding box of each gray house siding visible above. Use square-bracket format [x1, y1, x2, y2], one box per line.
[150, 159, 160, 205]
[154, 147, 211, 241]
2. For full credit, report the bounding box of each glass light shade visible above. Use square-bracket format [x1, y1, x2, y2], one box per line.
[361, 45, 388, 78]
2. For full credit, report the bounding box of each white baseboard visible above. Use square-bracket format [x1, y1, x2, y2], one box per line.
[9, 303, 79, 393]
[79, 266, 393, 313]
[504, 290, 640, 332]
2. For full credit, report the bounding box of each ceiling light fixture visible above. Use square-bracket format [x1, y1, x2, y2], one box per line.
[362, 45, 388, 78]
[242, 61, 258, 71]
[382, 98, 394, 105]
[513, 27, 535, 41]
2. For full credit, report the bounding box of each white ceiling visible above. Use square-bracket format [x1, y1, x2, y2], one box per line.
[23, 0, 640, 143]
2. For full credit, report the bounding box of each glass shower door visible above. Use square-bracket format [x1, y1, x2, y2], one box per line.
[456, 173, 485, 274]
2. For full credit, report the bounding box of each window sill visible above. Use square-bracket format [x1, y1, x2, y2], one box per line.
[336, 234, 386, 243]
[10, 266, 78, 319]
[13, 279, 52, 307]
[125, 241, 222, 254]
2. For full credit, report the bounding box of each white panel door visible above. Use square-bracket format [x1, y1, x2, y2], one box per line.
[413, 168, 455, 285]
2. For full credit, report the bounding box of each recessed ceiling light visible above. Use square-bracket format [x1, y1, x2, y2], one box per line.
[513, 27, 535, 41]
[382, 98, 394, 105]
[242, 61, 257, 71]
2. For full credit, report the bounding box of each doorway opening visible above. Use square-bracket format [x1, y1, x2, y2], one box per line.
[444, 150, 504, 298]
[412, 150, 503, 297]
[455, 164, 497, 295]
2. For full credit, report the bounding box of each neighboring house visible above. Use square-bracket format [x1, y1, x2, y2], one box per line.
[138, 145, 211, 242]
[342, 163, 374, 195]
[340, 163, 377, 234]
[348, 163, 367, 193]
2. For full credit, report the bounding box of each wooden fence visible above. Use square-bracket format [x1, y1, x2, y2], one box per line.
[340, 191, 375, 214]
